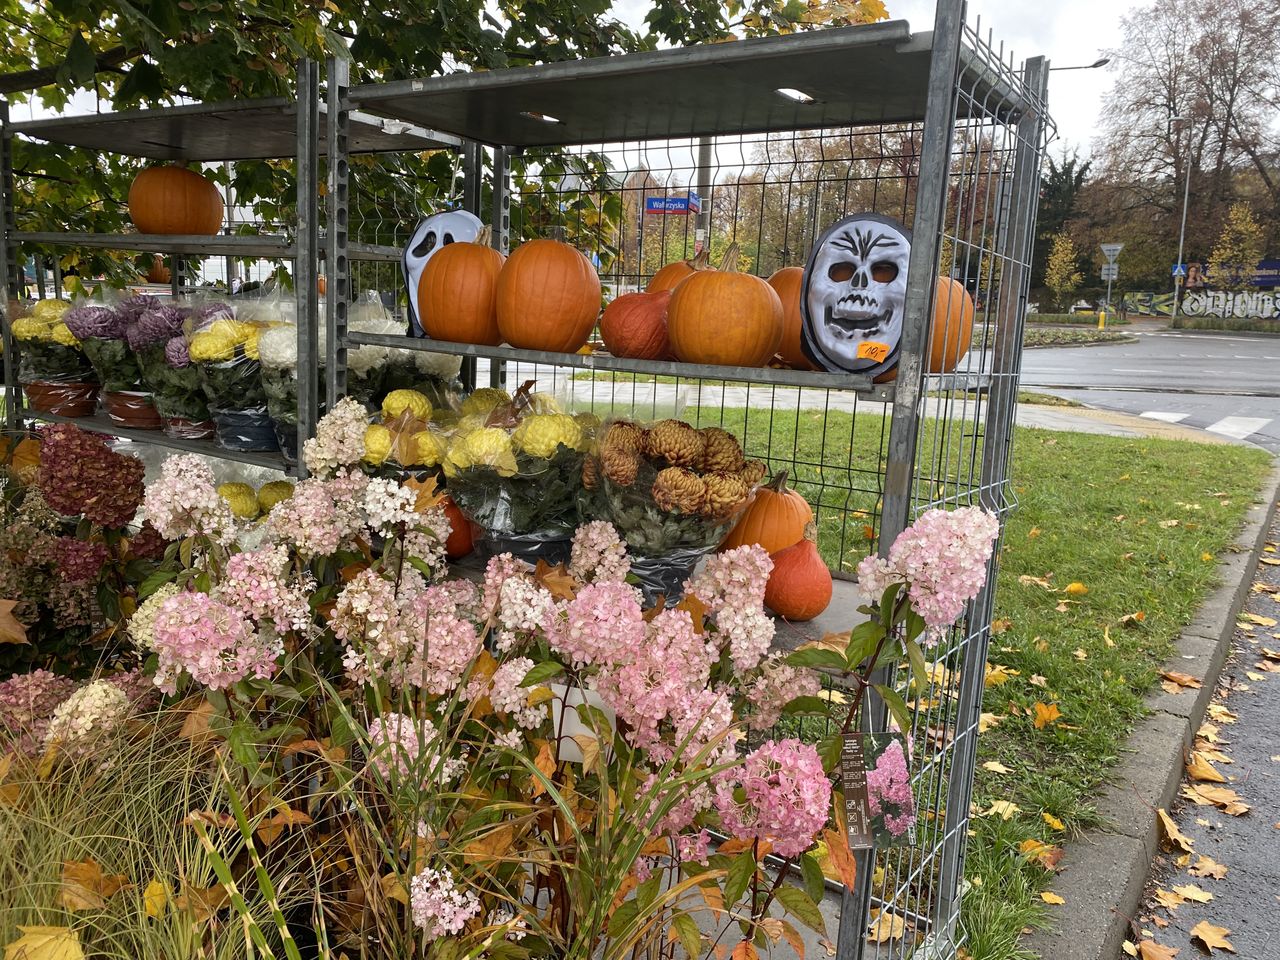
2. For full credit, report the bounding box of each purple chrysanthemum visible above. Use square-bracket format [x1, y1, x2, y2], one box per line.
[127, 305, 188, 351]
[64, 305, 126, 341]
[164, 336, 191, 368]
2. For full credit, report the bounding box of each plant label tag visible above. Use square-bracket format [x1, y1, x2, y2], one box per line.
[856, 341, 890, 364]
[840, 733, 874, 850]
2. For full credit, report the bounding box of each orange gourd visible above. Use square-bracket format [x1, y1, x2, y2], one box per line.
[767, 266, 816, 370]
[442, 495, 474, 560]
[667, 245, 784, 367]
[146, 256, 171, 284]
[496, 239, 602, 353]
[128, 166, 223, 236]
[765, 523, 832, 621]
[719, 469, 813, 555]
[647, 249, 712, 292]
[875, 277, 976, 382]
[600, 289, 672, 360]
[421, 226, 506, 345]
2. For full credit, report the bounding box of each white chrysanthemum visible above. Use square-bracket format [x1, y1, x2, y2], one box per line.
[257, 324, 328, 370]
[44, 680, 131, 753]
[128, 582, 181, 653]
[347, 317, 403, 377]
[413, 350, 463, 381]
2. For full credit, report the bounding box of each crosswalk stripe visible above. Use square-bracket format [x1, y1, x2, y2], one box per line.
[1205, 416, 1272, 440]
[1139, 411, 1189, 424]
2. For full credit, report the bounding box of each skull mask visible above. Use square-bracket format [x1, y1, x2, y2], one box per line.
[403, 209, 484, 337]
[800, 213, 912, 374]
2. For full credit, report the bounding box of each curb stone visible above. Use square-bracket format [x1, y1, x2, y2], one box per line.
[1021, 460, 1280, 960]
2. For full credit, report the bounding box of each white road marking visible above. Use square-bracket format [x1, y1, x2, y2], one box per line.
[1205, 416, 1272, 440]
[1140, 411, 1190, 423]
[1112, 368, 1164, 373]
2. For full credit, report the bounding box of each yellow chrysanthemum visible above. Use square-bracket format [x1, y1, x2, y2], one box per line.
[511, 413, 583, 459]
[30, 299, 70, 323]
[242, 330, 261, 361]
[382, 389, 433, 423]
[411, 430, 447, 468]
[527, 392, 563, 415]
[257, 480, 295, 513]
[48, 323, 81, 348]
[216, 482, 260, 520]
[11, 317, 50, 341]
[363, 424, 394, 465]
[460, 387, 511, 418]
[188, 331, 236, 363]
[445, 426, 517, 478]
[208, 318, 257, 343]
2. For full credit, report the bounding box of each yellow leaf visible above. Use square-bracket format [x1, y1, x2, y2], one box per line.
[867, 911, 906, 942]
[982, 761, 1012, 774]
[142, 879, 168, 919]
[1190, 920, 1235, 954]
[1201, 552, 1214, 562]
[0, 600, 28, 645]
[1188, 856, 1228, 879]
[379, 873, 409, 905]
[1243, 613, 1278, 628]
[1033, 702, 1061, 729]
[1154, 887, 1186, 910]
[464, 822, 515, 864]
[1157, 809, 1194, 852]
[978, 712, 1003, 732]
[1160, 670, 1202, 690]
[1064, 582, 1088, 596]
[1073, 648, 1088, 661]
[1207, 704, 1238, 724]
[822, 827, 857, 889]
[984, 664, 1019, 687]
[570, 734, 600, 770]
[1042, 812, 1066, 831]
[982, 800, 1020, 821]
[1138, 940, 1181, 960]
[3, 926, 85, 960]
[1172, 883, 1213, 903]
[59, 859, 131, 911]
[1039, 892, 1065, 905]
[255, 808, 312, 848]
[530, 740, 556, 796]
[1186, 752, 1227, 783]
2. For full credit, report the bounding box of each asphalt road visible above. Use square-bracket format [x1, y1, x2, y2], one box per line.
[1019, 330, 1280, 453]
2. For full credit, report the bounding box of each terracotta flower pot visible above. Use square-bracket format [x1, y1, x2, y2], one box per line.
[22, 380, 99, 418]
[102, 390, 163, 430]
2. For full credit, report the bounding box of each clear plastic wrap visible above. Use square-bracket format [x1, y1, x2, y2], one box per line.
[257, 321, 327, 466]
[360, 388, 457, 479]
[346, 305, 402, 410]
[186, 300, 277, 452]
[11, 300, 99, 413]
[127, 299, 212, 435]
[381, 344, 464, 413]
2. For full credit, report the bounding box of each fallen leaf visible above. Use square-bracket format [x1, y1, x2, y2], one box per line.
[1064, 582, 1088, 596]
[1120, 611, 1147, 626]
[3, 926, 85, 960]
[978, 713, 1004, 732]
[1159, 519, 1180, 528]
[1018, 574, 1053, 590]
[1029, 674, 1048, 688]
[255, 808, 313, 848]
[1160, 670, 1202, 690]
[59, 859, 131, 911]
[1157, 809, 1194, 852]
[1137, 940, 1180, 960]
[982, 800, 1020, 821]
[1186, 753, 1228, 783]
[1242, 613, 1277, 628]
[142, 879, 168, 919]
[1039, 891, 1065, 905]
[867, 911, 906, 942]
[1172, 883, 1213, 903]
[1073, 648, 1088, 661]
[1207, 704, 1238, 724]
[1123, 940, 1138, 957]
[1188, 856, 1228, 880]
[1181, 784, 1250, 816]
[1042, 812, 1066, 831]
[1189, 921, 1235, 954]
[1032, 702, 1061, 729]
[1154, 888, 1186, 910]
[991, 618, 1014, 634]
[1018, 839, 1063, 870]
[984, 664, 1019, 687]
[173, 883, 229, 922]
[982, 761, 1012, 774]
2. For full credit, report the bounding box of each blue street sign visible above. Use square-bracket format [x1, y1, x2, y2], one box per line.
[644, 192, 702, 216]
[1171, 263, 1187, 278]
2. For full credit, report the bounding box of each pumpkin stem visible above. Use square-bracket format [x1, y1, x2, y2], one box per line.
[718, 242, 742, 273]
[765, 468, 790, 492]
[688, 248, 712, 271]
[475, 224, 493, 248]
[802, 520, 818, 543]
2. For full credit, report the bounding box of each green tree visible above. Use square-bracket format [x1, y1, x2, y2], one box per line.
[1207, 202, 1265, 292]
[1044, 232, 1083, 310]
[1031, 150, 1090, 289]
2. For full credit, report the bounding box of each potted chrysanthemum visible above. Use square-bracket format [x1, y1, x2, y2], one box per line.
[8, 300, 98, 416]
[127, 302, 218, 439]
[64, 294, 163, 428]
[187, 309, 276, 452]
[257, 323, 327, 465]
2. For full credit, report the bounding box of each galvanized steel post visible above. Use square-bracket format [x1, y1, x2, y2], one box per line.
[325, 56, 351, 409]
[295, 59, 321, 477]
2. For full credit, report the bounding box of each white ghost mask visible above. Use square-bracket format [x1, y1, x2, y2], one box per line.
[800, 213, 911, 374]
[403, 209, 484, 337]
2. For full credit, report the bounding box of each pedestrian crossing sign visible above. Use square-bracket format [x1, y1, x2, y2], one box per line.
[1171, 263, 1187, 278]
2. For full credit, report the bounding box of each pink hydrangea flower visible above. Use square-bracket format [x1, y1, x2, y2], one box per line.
[685, 545, 774, 670]
[543, 581, 645, 670]
[303, 397, 369, 477]
[143, 454, 236, 544]
[867, 737, 915, 837]
[746, 655, 822, 730]
[484, 657, 545, 729]
[0, 669, 77, 754]
[222, 545, 313, 632]
[481, 553, 527, 617]
[409, 865, 481, 938]
[714, 738, 831, 858]
[267, 470, 368, 557]
[366, 711, 432, 779]
[151, 591, 281, 693]
[569, 520, 630, 584]
[403, 587, 482, 696]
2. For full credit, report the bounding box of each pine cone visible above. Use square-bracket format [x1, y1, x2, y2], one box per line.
[644, 419, 705, 468]
[601, 447, 639, 487]
[652, 467, 706, 514]
[601, 421, 646, 457]
[700, 427, 745, 473]
[582, 455, 600, 491]
[738, 459, 768, 486]
[702, 471, 751, 518]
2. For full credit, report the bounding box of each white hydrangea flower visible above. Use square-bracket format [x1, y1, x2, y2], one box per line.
[44, 680, 131, 754]
[128, 582, 181, 654]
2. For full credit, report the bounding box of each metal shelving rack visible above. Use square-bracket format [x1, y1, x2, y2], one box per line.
[0, 64, 453, 473]
[334, 3, 1051, 958]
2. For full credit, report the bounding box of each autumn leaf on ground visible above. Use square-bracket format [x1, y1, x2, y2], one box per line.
[3, 926, 85, 960]
[984, 664, 1019, 687]
[1181, 784, 1250, 816]
[1018, 839, 1063, 870]
[1033, 702, 1061, 729]
[1207, 704, 1238, 724]
[1137, 940, 1181, 960]
[1242, 613, 1278, 628]
[59, 859, 131, 911]
[867, 911, 906, 942]
[1120, 610, 1146, 626]
[1172, 883, 1213, 903]
[1018, 574, 1053, 590]
[1154, 888, 1186, 911]
[982, 760, 1012, 774]
[1190, 921, 1235, 954]
[1042, 812, 1066, 831]
[982, 800, 1020, 821]
[1160, 670, 1202, 691]
[978, 712, 1004, 732]
[1039, 891, 1065, 905]
[1186, 752, 1228, 783]
[1157, 809, 1194, 852]
[1063, 582, 1088, 596]
[1189, 856, 1228, 880]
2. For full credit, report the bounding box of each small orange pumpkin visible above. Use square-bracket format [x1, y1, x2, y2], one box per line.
[442, 495, 474, 560]
[128, 166, 223, 236]
[600, 289, 672, 360]
[421, 226, 506, 346]
[496, 239, 602, 353]
[146, 256, 171, 284]
[667, 245, 783, 368]
[875, 276, 976, 382]
[719, 469, 813, 555]
[767, 266, 816, 370]
[647, 248, 712, 292]
[765, 523, 832, 621]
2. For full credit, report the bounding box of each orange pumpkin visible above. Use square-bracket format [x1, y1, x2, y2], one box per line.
[875, 277, 976, 382]
[421, 227, 506, 346]
[146, 256, 171, 284]
[442, 495, 474, 560]
[496, 239, 602, 353]
[767, 266, 815, 370]
[600, 289, 672, 360]
[719, 469, 813, 555]
[647, 249, 711, 292]
[667, 245, 783, 367]
[764, 523, 832, 621]
[128, 166, 223, 236]
[318, 275, 328, 296]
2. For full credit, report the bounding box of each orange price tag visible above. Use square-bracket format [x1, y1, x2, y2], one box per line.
[857, 341, 890, 364]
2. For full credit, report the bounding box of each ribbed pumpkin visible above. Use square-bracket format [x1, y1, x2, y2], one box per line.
[128, 166, 223, 236]
[875, 276, 976, 382]
[496, 239, 602, 353]
[442, 495, 474, 560]
[767, 266, 816, 370]
[420, 226, 506, 345]
[719, 469, 813, 555]
[667, 245, 783, 367]
[764, 523, 832, 621]
[600, 289, 672, 360]
[647, 249, 711, 292]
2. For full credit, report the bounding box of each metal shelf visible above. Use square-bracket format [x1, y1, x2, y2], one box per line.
[11, 232, 404, 262]
[23, 410, 291, 472]
[345, 331, 880, 393]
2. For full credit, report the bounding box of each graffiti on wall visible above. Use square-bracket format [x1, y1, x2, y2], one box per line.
[1180, 290, 1280, 319]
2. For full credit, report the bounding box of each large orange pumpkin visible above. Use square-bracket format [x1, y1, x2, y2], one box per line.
[767, 266, 816, 370]
[764, 523, 832, 621]
[647, 249, 711, 292]
[128, 166, 223, 236]
[875, 277, 976, 382]
[421, 227, 506, 345]
[496, 239, 602, 353]
[442, 495, 475, 560]
[600, 289, 672, 360]
[667, 246, 783, 367]
[719, 469, 813, 555]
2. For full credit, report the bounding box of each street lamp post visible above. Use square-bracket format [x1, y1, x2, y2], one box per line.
[1169, 116, 1193, 321]
[1048, 57, 1111, 71]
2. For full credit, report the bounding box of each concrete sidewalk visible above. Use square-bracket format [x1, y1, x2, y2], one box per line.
[1014, 403, 1243, 445]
